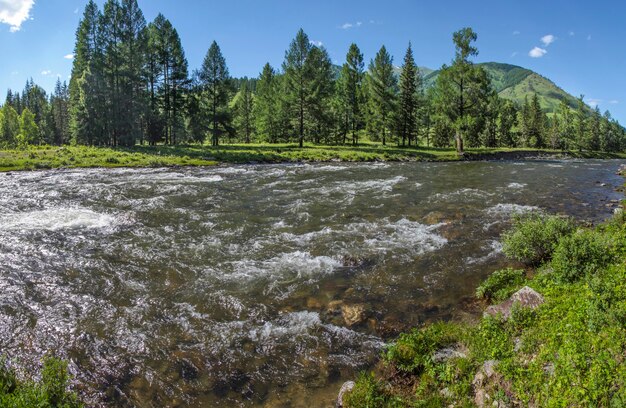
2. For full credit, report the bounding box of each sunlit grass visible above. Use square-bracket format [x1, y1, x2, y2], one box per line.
[0, 143, 624, 172]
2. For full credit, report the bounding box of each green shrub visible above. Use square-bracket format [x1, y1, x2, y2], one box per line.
[0, 356, 82, 408]
[344, 372, 394, 408]
[502, 214, 575, 265]
[385, 322, 460, 373]
[551, 230, 614, 283]
[476, 268, 526, 301]
[470, 316, 513, 361]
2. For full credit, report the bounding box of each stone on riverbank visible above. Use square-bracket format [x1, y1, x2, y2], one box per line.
[484, 286, 544, 319]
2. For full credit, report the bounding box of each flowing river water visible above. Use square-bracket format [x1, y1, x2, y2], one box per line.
[0, 160, 624, 407]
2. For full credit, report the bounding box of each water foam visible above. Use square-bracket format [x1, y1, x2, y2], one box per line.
[507, 182, 527, 189]
[0, 208, 116, 231]
[486, 203, 540, 217]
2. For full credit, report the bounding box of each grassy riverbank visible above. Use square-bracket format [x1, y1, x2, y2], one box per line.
[344, 169, 626, 407]
[0, 144, 625, 172]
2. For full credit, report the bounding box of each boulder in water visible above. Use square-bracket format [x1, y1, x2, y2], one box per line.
[335, 381, 355, 408]
[341, 303, 367, 327]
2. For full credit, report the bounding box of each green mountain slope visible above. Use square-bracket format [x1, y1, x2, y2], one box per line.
[423, 62, 580, 113]
[330, 61, 580, 114]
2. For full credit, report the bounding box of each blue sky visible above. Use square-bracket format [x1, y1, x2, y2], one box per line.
[1, 0, 624, 123]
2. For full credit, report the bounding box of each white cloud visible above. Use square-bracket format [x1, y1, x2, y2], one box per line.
[529, 47, 547, 58]
[64, 53, 74, 60]
[586, 98, 602, 107]
[309, 40, 323, 47]
[341, 21, 363, 30]
[541, 34, 556, 46]
[41, 69, 52, 76]
[0, 0, 35, 32]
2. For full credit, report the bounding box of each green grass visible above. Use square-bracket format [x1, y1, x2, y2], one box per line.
[345, 207, 626, 407]
[0, 143, 624, 172]
[0, 356, 82, 407]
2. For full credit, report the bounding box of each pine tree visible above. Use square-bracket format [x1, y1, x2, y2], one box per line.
[367, 46, 397, 146]
[557, 99, 574, 150]
[70, 0, 104, 145]
[233, 79, 255, 143]
[397, 43, 420, 147]
[575, 95, 587, 151]
[338, 43, 365, 145]
[481, 93, 500, 147]
[51, 79, 70, 145]
[118, 0, 147, 146]
[199, 41, 232, 146]
[587, 106, 601, 151]
[431, 28, 491, 155]
[548, 116, 561, 150]
[146, 14, 189, 145]
[282, 29, 312, 147]
[529, 93, 545, 148]
[304, 46, 335, 144]
[254, 63, 279, 143]
[497, 99, 517, 147]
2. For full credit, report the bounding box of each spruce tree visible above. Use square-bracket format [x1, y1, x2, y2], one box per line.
[367, 46, 397, 146]
[397, 43, 419, 147]
[575, 95, 587, 151]
[199, 41, 232, 146]
[588, 106, 601, 151]
[233, 79, 255, 143]
[254, 63, 279, 143]
[338, 43, 365, 145]
[282, 29, 312, 147]
[304, 46, 334, 144]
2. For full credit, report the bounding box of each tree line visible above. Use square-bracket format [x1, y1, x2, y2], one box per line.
[0, 0, 624, 153]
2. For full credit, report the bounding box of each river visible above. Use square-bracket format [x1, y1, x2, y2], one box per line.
[0, 160, 623, 407]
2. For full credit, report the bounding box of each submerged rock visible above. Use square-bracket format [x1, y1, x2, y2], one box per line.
[484, 286, 544, 319]
[336, 381, 355, 408]
[341, 304, 367, 327]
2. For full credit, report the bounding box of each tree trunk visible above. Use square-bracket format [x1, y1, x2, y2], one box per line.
[455, 131, 464, 155]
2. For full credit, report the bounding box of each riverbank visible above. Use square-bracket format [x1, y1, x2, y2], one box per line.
[341, 166, 626, 407]
[0, 144, 625, 172]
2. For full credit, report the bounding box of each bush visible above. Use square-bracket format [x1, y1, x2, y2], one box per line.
[385, 323, 460, 373]
[476, 268, 526, 301]
[551, 230, 614, 283]
[502, 214, 575, 265]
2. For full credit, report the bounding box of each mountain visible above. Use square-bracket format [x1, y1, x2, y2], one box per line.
[329, 61, 579, 114]
[422, 62, 581, 113]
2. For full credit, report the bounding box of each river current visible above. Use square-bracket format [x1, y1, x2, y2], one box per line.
[0, 160, 623, 407]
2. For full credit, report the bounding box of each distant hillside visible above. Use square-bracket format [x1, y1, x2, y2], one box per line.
[422, 62, 581, 113]
[307, 62, 581, 115]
